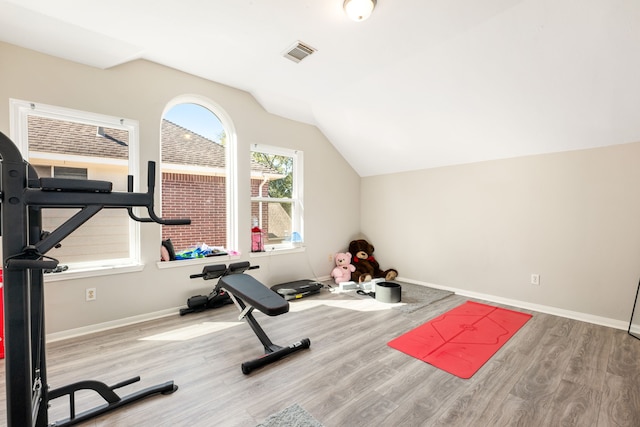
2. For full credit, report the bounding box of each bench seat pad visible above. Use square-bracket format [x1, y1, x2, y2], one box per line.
[220, 274, 289, 316]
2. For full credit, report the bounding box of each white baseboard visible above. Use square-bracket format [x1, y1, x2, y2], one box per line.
[47, 275, 632, 342]
[320, 274, 629, 330]
[46, 277, 336, 342]
[46, 307, 181, 343]
[397, 276, 630, 331]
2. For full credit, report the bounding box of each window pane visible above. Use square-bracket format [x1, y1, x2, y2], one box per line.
[250, 152, 293, 200]
[26, 114, 132, 265]
[250, 146, 301, 251]
[161, 104, 228, 252]
[251, 201, 293, 247]
[41, 209, 131, 262]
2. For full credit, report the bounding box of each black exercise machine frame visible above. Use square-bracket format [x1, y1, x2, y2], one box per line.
[628, 278, 640, 341]
[189, 262, 311, 374]
[0, 131, 189, 427]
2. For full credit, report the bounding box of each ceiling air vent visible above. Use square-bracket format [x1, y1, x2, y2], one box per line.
[283, 41, 317, 63]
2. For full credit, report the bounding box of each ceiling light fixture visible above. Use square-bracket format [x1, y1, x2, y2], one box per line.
[343, 0, 377, 22]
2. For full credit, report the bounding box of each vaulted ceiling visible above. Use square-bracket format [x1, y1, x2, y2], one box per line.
[1, 0, 639, 176]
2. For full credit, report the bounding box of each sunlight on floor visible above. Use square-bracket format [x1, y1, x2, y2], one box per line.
[287, 295, 406, 313]
[138, 293, 405, 343]
[139, 321, 243, 341]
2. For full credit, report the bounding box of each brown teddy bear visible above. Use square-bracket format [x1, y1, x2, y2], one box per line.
[348, 239, 398, 283]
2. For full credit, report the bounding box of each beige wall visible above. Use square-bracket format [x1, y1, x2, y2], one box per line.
[361, 143, 640, 324]
[3, 40, 636, 334]
[0, 41, 361, 334]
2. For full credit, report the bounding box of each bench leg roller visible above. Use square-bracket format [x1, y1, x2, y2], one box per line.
[241, 338, 311, 375]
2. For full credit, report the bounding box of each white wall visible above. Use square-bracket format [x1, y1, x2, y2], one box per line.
[361, 143, 640, 324]
[4, 40, 637, 335]
[0, 42, 361, 334]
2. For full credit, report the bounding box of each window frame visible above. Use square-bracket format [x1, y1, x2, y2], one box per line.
[159, 95, 238, 258]
[250, 143, 304, 252]
[9, 98, 142, 279]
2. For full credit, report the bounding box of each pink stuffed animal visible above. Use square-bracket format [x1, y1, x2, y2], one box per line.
[331, 252, 356, 285]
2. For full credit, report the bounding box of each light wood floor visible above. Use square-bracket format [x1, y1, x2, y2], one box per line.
[1, 287, 640, 426]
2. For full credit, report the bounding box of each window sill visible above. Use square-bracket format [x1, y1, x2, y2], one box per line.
[156, 254, 239, 269]
[249, 245, 305, 258]
[154, 246, 304, 269]
[43, 263, 144, 282]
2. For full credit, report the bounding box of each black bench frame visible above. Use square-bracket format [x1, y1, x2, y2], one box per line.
[189, 262, 310, 374]
[0, 131, 189, 427]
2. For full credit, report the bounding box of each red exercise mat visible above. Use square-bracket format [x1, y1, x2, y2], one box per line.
[388, 301, 532, 379]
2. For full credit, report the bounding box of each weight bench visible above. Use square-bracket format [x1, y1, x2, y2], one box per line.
[192, 262, 311, 374]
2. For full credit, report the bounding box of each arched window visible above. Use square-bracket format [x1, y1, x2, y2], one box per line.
[160, 97, 236, 257]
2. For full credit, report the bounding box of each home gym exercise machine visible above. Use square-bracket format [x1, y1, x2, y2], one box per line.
[188, 262, 311, 374]
[628, 278, 640, 340]
[0, 131, 189, 427]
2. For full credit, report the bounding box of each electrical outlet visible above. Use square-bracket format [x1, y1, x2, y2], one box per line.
[328, 253, 334, 262]
[530, 274, 540, 286]
[86, 288, 96, 301]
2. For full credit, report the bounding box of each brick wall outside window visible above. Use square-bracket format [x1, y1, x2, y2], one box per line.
[162, 174, 270, 252]
[161, 172, 226, 251]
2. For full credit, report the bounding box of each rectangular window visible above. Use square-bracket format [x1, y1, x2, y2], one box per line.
[250, 144, 303, 252]
[10, 99, 140, 274]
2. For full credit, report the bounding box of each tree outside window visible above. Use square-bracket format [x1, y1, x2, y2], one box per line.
[250, 145, 303, 251]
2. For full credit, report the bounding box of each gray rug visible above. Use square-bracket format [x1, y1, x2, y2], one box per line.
[256, 403, 323, 427]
